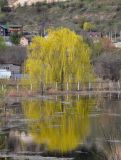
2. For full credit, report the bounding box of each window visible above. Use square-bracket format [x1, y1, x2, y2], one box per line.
[6, 67, 9, 70]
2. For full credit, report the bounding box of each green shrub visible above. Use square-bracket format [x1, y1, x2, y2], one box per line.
[0, 36, 6, 49]
[10, 32, 21, 45]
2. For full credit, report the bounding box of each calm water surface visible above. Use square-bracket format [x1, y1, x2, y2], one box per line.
[0, 95, 121, 160]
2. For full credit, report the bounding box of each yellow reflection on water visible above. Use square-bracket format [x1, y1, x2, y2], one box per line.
[22, 97, 95, 153]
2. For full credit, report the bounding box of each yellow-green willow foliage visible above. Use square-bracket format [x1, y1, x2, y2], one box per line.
[22, 97, 95, 153]
[83, 22, 95, 32]
[25, 28, 94, 89]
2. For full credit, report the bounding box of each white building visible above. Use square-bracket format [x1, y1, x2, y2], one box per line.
[113, 42, 121, 48]
[0, 64, 20, 74]
[0, 69, 11, 79]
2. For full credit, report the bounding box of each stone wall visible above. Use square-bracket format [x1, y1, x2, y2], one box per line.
[8, 0, 67, 7]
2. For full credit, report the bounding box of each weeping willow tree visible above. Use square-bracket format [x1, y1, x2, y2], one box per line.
[22, 97, 95, 153]
[24, 27, 94, 90]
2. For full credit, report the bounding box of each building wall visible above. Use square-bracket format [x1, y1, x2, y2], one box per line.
[113, 42, 121, 48]
[0, 69, 11, 79]
[0, 64, 20, 74]
[20, 37, 29, 46]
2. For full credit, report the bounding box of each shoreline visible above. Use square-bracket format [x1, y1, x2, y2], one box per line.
[2, 90, 121, 102]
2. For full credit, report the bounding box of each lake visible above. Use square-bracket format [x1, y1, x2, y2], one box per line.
[0, 94, 121, 160]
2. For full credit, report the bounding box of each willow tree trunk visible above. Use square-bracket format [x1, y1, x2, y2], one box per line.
[40, 81, 44, 95]
[60, 69, 64, 91]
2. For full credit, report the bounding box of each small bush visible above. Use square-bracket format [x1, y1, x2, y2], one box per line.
[10, 32, 22, 45]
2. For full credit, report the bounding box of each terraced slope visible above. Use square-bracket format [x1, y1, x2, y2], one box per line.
[1, 0, 121, 33]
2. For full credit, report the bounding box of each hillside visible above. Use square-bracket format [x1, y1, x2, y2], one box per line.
[1, 0, 121, 33]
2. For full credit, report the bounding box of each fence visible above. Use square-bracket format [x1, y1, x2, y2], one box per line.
[33, 81, 120, 92]
[0, 81, 121, 94]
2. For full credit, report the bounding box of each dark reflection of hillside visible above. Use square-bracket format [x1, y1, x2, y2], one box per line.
[101, 100, 121, 160]
[22, 97, 95, 154]
[90, 97, 121, 160]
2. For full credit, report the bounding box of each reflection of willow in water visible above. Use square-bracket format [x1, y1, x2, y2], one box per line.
[22, 97, 95, 153]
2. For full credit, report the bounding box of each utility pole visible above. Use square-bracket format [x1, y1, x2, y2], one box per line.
[111, 31, 113, 42]
[109, 32, 111, 40]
